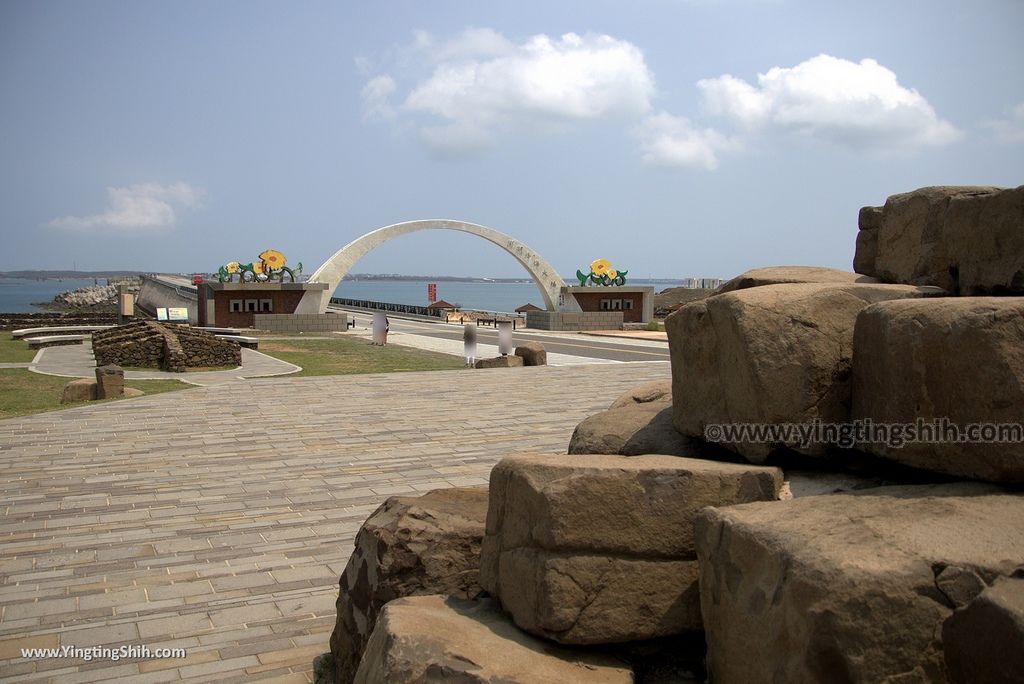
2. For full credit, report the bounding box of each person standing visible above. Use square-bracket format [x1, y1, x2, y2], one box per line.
[463, 322, 477, 367]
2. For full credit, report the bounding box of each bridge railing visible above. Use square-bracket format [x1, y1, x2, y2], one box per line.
[329, 297, 445, 318]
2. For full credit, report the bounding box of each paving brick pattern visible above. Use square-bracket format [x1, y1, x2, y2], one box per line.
[0, 362, 668, 682]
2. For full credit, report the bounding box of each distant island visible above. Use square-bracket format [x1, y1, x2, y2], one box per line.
[0, 270, 143, 280]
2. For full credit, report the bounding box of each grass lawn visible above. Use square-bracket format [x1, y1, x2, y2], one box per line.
[0, 369, 190, 420]
[258, 336, 466, 377]
[0, 335, 38, 363]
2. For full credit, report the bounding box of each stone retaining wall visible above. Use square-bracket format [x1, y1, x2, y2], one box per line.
[0, 312, 121, 330]
[526, 310, 624, 330]
[254, 312, 348, 333]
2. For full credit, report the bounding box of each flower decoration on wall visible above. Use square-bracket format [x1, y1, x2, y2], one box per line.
[217, 249, 303, 283]
[577, 258, 629, 286]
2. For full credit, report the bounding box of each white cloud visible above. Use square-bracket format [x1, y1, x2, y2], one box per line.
[362, 28, 655, 153]
[50, 182, 205, 233]
[633, 112, 738, 170]
[984, 102, 1024, 143]
[697, 54, 961, 149]
[361, 74, 397, 121]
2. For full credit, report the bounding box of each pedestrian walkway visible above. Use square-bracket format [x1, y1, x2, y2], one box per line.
[0, 362, 670, 683]
[346, 327, 622, 365]
[28, 342, 301, 387]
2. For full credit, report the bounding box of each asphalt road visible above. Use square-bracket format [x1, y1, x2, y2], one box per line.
[338, 309, 671, 363]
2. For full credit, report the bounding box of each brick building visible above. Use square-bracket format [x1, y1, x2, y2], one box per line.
[197, 282, 330, 328]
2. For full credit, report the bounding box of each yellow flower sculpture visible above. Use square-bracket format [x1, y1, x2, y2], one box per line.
[606, 269, 618, 280]
[590, 258, 611, 276]
[225, 261, 240, 273]
[259, 249, 286, 270]
[252, 261, 264, 274]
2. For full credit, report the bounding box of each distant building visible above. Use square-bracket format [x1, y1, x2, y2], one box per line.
[680, 277, 723, 290]
[427, 299, 457, 310]
[515, 303, 542, 313]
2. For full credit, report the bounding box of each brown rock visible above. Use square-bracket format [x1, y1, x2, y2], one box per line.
[852, 297, 1024, 483]
[354, 595, 633, 684]
[60, 378, 96, 403]
[854, 206, 882, 276]
[716, 266, 879, 294]
[666, 282, 943, 462]
[328, 488, 489, 684]
[514, 342, 547, 366]
[568, 403, 721, 458]
[856, 185, 1023, 294]
[475, 355, 524, 369]
[481, 453, 782, 644]
[94, 364, 124, 399]
[608, 379, 672, 409]
[943, 576, 1024, 684]
[694, 483, 1024, 684]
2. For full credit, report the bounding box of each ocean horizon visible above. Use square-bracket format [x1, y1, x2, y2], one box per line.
[0, 276, 684, 314]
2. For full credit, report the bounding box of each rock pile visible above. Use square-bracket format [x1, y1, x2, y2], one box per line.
[49, 284, 118, 308]
[319, 184, 1024, 684]
[92, 321, 240, 371]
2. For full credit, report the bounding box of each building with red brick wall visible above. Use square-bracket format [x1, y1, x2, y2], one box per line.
[198, 282, 329, 328]
[565, 286, 654, 324]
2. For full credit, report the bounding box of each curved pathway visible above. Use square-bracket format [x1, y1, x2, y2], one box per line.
[28, 342, 301, 386]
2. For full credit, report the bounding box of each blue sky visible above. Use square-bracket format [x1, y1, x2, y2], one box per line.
[1, 0, 1022, 280]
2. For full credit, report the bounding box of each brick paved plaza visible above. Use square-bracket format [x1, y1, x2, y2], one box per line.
[0, 363, 668, 682]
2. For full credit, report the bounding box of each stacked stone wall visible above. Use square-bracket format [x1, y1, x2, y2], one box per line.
[92, 321, 240, 372]
[0, 312, 120, 330]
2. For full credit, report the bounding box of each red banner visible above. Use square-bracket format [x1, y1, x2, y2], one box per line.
[427, 283, 437, 302]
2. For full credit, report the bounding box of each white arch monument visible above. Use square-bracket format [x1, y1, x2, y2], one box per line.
[308, 219, 580, 314]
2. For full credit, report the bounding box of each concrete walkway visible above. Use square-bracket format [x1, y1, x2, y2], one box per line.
[344, 327, 624, 366]
[28, 342, 301, 387]
[0, 362, 670, 683]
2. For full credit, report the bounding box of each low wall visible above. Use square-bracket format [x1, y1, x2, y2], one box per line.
[526, 311, 624, 331]
[254, 313, 348, 333]
[0, 312, 120, 330]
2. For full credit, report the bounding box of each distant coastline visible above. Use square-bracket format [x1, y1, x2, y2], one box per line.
[1, 270, 686, 285]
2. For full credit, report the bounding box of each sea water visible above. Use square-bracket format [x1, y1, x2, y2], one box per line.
[0, 278, 102, 313]
[333, 279, 682, 314]
[0, 277, 683, 315]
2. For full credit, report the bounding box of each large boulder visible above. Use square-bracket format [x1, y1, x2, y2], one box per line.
[569, 379, 733, 458]
[716, 266, 878, 294]
[60, 378, 96, 403]
[854, 185, 1024, 294]
[94, 364, 124, 399]
[666, 282, 943, 463]
[942, 576, 1024, 683]
[481, 454, 782, 644]
[568, 404, 694, 457]
[354, 595, 633, 683]
[852, 297, 1024, 483]
[854, 206, 882, 275]
[328, 488, 489, 684]
[514, 342, 547, 366]
[694, 484, 1024, 684]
